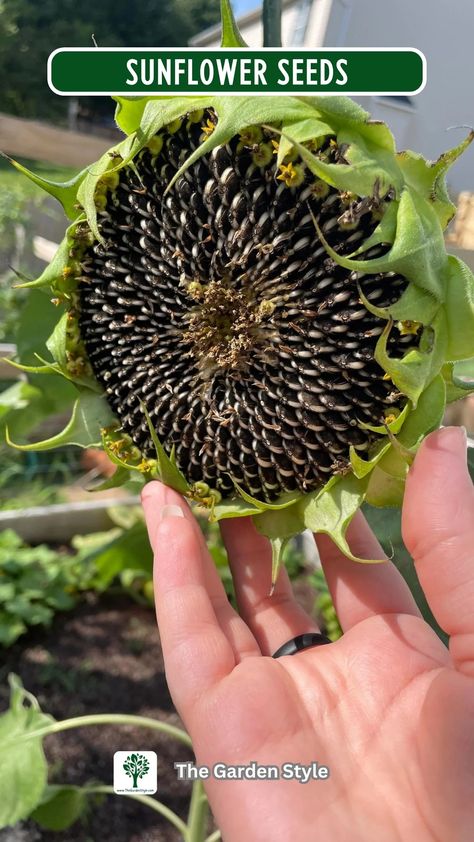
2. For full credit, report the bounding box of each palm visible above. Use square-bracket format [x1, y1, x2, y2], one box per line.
[142, 428, 474, 842]
[190, 612, 471, 842]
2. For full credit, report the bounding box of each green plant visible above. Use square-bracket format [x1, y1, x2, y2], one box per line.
[0, 530, 78, 645]
[0, 155, 76, 343]
[0, 508, 153, 647]
[0, 674, 219, 841]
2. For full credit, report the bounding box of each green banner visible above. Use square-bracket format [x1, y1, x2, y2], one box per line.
[48, 48, 425, 96]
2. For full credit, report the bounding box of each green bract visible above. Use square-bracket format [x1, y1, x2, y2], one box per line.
[7, 3, 474, 585]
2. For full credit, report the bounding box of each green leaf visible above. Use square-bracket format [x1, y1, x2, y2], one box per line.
[31, 785, 88, 831]
[442, 362, 474, 403]
[87, 520, 153, 590]
[397, 374, 446, 448]
[0, 612, 27, 646]
[269, 536, 290, 591]
[358, 399, 411, 435]
[45, 311, 69, 371]
[7, 390, 115, 451]
[349, 441, 391, 479]
[366, 375, 446, 506]
[0, 153, 86, 221]
[165, 96, 322, 193]
[388, 282, 440, 325]
[141, 403, 190, 494]
[90, 465, 136, 492]
[300, 96, 396, 152]
[301, 473, 382, 563]
[365, 466, 406, 507]
[256, 472, 382, 564]
[451, 362, 474, 392]
[5, 597, 53, 626]
[13, 236, 70, 291]
[213, 496, 263, 521]
[277, 116, 333, 165]
[114, 96, 150, 134]
[13, 215, 87, 292]
[312, 188, 447, 301]
[293, 127, 401, 199]
[0, 675, 53, 828]
[220, 0, 248, 47]
[232, 481, 300, 512]
[374, 310, 447, 407]
[0, 583, 16, 602]
[397, 131, 474, 228]
[1, 357, 61, 377]
[444, 255, 474, 362]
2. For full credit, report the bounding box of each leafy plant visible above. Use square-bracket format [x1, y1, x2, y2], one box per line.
[0, 509, 153, 646]
[0, 155, 76, 344]
[0, 530, 78, 645]
[0, 675, 219, 841]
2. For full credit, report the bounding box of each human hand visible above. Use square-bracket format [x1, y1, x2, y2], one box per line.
[141, 426, 474, 842]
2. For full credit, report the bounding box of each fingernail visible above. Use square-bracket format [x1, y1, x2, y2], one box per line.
[160, 504, 185, 520]
[438, 425, 467, 454]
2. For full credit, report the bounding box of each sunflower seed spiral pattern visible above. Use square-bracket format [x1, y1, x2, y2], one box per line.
[79, 114, 417, 500]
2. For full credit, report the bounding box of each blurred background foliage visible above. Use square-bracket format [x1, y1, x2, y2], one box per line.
[0, 0, 220, 124]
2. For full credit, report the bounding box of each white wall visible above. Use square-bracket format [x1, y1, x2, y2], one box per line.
[323, 0, 474, 195]
[193, 0, 474, 194]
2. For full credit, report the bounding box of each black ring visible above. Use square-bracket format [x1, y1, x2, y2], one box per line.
[272, 632, 331, 659]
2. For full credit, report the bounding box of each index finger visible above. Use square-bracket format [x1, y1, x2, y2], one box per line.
[141, 482, 257, 712]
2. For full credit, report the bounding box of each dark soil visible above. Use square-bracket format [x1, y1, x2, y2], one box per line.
[0, 582, 319, 842]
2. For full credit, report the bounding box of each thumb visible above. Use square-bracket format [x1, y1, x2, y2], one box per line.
[402, 426, 474, 677]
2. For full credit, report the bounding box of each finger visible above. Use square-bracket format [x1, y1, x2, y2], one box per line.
[402, 426, 474, 676]
[219, 516, 319, 656]
[141, 483, 259, 709]
[315, 511, 421, 632]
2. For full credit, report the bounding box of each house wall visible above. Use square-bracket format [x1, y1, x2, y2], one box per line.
[192, 0, 474, 195]
[323, 0, 474, 195]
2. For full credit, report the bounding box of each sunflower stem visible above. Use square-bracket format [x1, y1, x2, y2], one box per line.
[187, 779, 210, 842]
[12, 713, 192, 749]
[86, 786, 188, 837]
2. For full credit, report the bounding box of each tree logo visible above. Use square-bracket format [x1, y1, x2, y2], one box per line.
[123, 753, 150, 788]
[114, 751, 157, 794]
